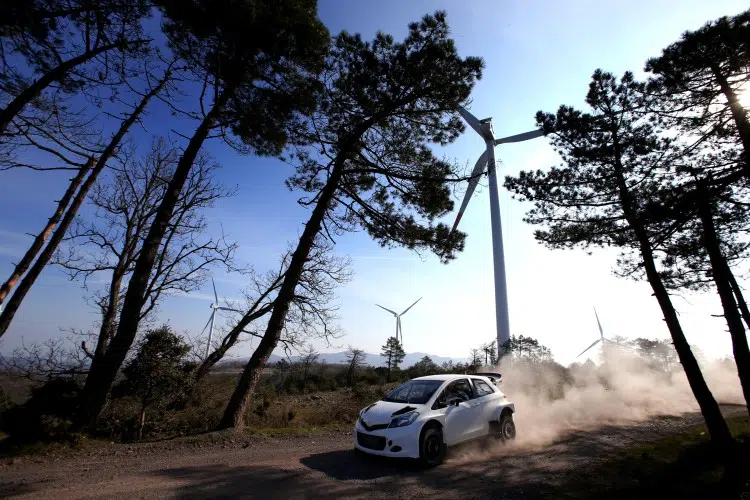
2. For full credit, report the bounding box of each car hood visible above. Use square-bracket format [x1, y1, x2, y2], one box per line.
[359, 400, 424, 427]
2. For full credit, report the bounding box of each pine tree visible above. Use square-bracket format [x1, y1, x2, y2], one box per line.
[118, 325, 191, 440]
[219, 11, 482, 429]
[505, 70, 735, 454]
[381, 336, 405, 382]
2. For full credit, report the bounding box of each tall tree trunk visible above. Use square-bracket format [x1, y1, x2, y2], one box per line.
[192, 303, 274, 386]
[138, 404, 147, 441]
[638, 236, 735, 447]
[79, 87, 233, 427]
[0, 74, 167, 337]
[0, 41, 130, 137]
[727, 270, 750, 332]
[711, 66, 750, 172]
[95, 269, 126, 359]
[0, 160, 92, 305]
[697, 193, 750, 415]
[610, 134, 734, 452]
[219, 159, 346, 429]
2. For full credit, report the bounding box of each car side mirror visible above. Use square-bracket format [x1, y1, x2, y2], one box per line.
[446, 397, 461, 407]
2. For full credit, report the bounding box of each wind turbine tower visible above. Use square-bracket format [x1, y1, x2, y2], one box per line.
[452, 106, 545, 356]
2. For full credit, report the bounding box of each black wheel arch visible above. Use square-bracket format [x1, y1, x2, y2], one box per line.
[419, 419, 443, 443]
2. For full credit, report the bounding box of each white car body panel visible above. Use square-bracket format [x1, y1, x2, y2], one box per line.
[353, 374, 515, 459]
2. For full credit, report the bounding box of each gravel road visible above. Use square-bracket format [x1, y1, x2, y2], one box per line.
[0, 405, 744, 499]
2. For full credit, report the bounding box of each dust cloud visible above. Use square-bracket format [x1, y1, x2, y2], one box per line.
[460, 348, 744, 459]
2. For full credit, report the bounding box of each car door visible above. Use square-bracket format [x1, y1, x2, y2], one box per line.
[470, 378, 500, 436]
[439, 378, 483, 444]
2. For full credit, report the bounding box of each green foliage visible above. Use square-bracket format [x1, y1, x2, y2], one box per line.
[116, 325, 192, 438]
[155, 0, 330, 156]
[501, 334, 553, 364]
[630, 337, 678, 373]
[645, 9, 750, 146]
[505, 70, 682, 286]
[286, 11, 484, 262]
[0, 0, 150, 94]
[380, 336, 405, 380]
[638, 10, 750, 292]
[0, 377, 83, 444]
[407, 355, 440, 378]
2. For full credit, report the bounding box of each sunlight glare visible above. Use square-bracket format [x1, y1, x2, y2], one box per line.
[740, 87, 750, 110]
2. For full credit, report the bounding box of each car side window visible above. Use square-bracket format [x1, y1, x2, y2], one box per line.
[434, 379, 473, 408]
[450, 379, 473, 402]
[473, 379, 495, 397]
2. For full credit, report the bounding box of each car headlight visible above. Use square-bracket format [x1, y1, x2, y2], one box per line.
[389, 411, 419, 428]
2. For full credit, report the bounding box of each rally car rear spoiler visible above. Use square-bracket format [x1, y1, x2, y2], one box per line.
[474, 372, 502, 384]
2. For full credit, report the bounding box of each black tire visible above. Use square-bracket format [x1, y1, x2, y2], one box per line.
[499, 412, 516, 442]
[419, 425, 446, 467]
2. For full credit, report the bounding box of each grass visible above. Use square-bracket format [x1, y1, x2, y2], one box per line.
[556, 415, 750, 499]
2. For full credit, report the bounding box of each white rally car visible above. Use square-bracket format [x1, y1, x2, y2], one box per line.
[353, 373, 515, 466]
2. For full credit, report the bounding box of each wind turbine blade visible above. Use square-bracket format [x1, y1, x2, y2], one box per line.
[400, 297, 422, 316]
[452, 150, 488, 232]
[212, 277, 218, 305]
[594, 307, 604, 339]
[604, 338, 631, 347]
[376, 304, 398, 316]
[576, 339, 601, 358]
[199, 312, 213, 336]
[494, 129, 544, 145]
[217, 306, 243, 313]
[458, 106, 484, 136]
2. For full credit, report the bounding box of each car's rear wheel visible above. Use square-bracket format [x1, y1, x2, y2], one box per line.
[499, 412, 516, 441]
[419, 425, 446, 467]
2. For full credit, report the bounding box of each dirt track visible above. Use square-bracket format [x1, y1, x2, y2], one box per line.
[0, 405, 743, 499]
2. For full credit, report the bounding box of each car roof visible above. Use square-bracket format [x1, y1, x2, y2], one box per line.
[411, 374, 488, 382]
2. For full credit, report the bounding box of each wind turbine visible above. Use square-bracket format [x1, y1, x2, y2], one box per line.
[452, 106, 545, 356]
[576, 307, 623, 359]
[376, 297, 422, 346]
[200, 278, 242, 359]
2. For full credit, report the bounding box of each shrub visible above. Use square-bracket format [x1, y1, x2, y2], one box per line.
[0, 377, 83, 443]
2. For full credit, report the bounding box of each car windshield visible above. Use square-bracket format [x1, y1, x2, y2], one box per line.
[382, 380, 443, 404]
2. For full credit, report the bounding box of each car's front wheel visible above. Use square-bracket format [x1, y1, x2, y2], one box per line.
[499, 412, 516, 441]
[419, 425, 446, 467]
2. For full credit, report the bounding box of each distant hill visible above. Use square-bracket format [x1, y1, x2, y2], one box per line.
[244, 351, 469, 368]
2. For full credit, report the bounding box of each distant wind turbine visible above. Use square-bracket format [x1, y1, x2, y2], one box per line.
[200, 278, 242, 359]
[452, 106, 545, 356]
[576, 307, 626, 359]
[376, 297, 422, 347]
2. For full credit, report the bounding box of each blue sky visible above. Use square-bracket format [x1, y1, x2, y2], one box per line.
[1, 0, 748, 365]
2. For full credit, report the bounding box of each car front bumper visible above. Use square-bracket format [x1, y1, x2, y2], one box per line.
[353, 419, 421, 459]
